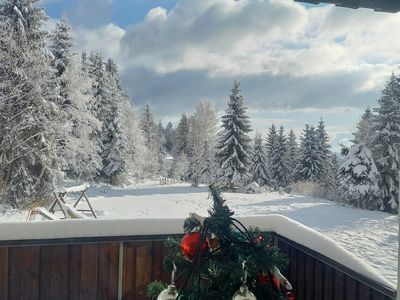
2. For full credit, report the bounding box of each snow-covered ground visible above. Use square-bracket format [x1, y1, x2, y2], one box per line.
[0, 181, 397, 286]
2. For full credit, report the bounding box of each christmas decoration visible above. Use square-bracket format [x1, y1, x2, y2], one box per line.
[272, 267, 292, 290]
[157, 284, 178, 300]
[147, 186, 293, 299]
[232, 261, 257, 300]
[207, 233, 220, 251]
[258, 272, 270, 285]
[273, 276, 280, 290]
[254, 235, 265, 245]
[181, 232, 208, 260]
[157, 263, 178, 300]
[285, 291, 295, 300]
[232, 284, 257, 300]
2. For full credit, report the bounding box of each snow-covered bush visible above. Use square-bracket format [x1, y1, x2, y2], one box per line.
[243, 182, 261, 194]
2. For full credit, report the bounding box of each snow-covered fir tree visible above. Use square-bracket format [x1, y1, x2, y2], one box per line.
[329, 153, 341, 201]
[194, 141, 216, 185]
[188, 100, 218, 186]
[50, 14, 72, 79]
[316, 118, 334, 195]
[85, 55, 131, 183]
[270, 126, 289, 187]
[174, 113, 191, 157]
[215, 81, 252, 188]
[266, 124, 277, 166]
[170, 114, 191, 180]
[250, 134, 272, 186]
[0, 0, 59, 207]
[339, 143, 382, 210]
[164, 122, 175, 153]
[156, 120, 168, 174]
[139, 104, 161, 177]
[125, 103, 146, 177]
[371, 73, 400, 213]
[87, 52, 105, 117]
[50, 16, 101, 180]
[140, 104, 157, 149]
[353, 107, 375, 147]
[170, 153, 190, 181]
[286, 130, 299, 184]
[101, 88, 130, 184]
[296, 125, 324, 182]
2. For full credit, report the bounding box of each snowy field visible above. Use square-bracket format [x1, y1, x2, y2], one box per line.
[0, 181, 397, 286]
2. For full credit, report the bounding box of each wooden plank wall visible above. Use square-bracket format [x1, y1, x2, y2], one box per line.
[0, 235, 396, 300]
[276, 236, 396, 300]
[0, 240, 169, 300]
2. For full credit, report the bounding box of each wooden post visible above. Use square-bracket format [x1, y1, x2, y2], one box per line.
[118, 241, 124, 300]
[397, 167, 400, 300]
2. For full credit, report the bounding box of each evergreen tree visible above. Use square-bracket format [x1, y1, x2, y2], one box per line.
[170, 153, 190, 181]
[86, 54, 131, 182]
[139, 104, 160, 177]
[316, 119, 333, 176]
[50, 13, 73, 79]
[188, 101, 218, 186]
[87, 52, 106, 119]
[339, 143, 382, 210]
[266, 124, 277, 166]
[250, 134, 272, 186]
[329, 153, 341, 201]
[286, 130, 298, 184]
[215, 81, 252, 188]
[164, 122, 175, 153]
[147, 187, 290, 299]
[125, 101, 145, 177]
[101, 90, 130, 183]
[140, 104, 157, 149]
[0, 0, 59, 207]
[316, 119, 334, 195]
[353, 107, 375, 147]
[371, 74, 400, 213]
[270, 126, 289, 187]
[194, 141, 216, 185]
[296, 125, 324, 182]
[50, 15, 101, 180]
[174, 113, 191, 157]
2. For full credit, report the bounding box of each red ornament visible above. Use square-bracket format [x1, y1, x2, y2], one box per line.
[181, 232, 208, 260]
[258, 273, 270, 285]
[286, 291, 295, 300]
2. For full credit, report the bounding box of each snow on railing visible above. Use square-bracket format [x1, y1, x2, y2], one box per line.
[0, 214, 394, 289]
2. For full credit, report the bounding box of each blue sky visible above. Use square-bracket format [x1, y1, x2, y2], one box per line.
[40, 0, 400, 152]
[43, 0, 177, 27]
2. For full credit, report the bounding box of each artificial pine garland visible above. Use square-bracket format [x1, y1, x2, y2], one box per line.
[148, 186, 294, 300]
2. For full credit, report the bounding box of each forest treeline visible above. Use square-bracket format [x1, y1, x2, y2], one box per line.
[0, 1, 398, 214]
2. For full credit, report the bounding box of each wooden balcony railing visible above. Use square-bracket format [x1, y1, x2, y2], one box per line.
[0, 232, 396, 300]
[0, 216, 395, 300]
[275, 234, 396, 300]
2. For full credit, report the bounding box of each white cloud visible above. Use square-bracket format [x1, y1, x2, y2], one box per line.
[73, 23, 125, 62]
[72, 0, 400, 96]
[68, 0, 400, 130]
